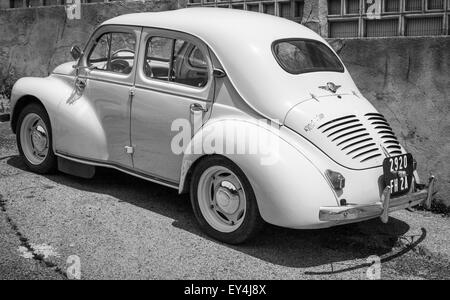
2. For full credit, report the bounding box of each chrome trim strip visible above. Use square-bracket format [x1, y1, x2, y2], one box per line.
[134, 84, 207, 102]
[55, 151, 179, 190]
[79, 76, 134, 88]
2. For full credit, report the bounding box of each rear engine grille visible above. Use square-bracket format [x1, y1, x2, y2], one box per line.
[318, 115, 382, 163]
[364, 113, 402, 156]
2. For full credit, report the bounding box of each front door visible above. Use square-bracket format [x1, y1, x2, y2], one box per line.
[79, 25, 141, 168]
[131, 28, 214, 183]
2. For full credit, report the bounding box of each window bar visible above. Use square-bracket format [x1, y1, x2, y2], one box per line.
[360, 0, 365, 37]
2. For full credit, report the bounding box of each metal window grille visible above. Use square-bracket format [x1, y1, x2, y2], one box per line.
[405, 16, 443, 35]
[43, 0, 62, 4]
[328, 0, 342, 15]
[279, 2, 292, 18]
[427, 0, 443, 10]
[365, 18, 399, 36]
[329, 20, 359, 37]
[294, 0, 304, 18]
[384, 0, 400, 12]
[405, 0, 422, 11]
[247, 3, 260, 12]
[346, 0, 359, 14]
[263, 2, 275, 15]
[10, 0, 23, 7]
[28, 0, 42, 7]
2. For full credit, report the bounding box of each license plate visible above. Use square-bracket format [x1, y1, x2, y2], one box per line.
[383, 153, 413, 196]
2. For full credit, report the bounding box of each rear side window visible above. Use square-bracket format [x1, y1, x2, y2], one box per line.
[144, 36, 209, 88]
[272, 39, 344, 74]
[188, 47, 208, 69]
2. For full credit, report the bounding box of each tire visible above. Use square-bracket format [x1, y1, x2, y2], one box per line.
[190, 156, 264, 244]
[16, 103, 57, 174]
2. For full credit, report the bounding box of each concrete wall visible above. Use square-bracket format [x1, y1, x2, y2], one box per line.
[0, 4, 448, 204]
[329, 37, 450, 205]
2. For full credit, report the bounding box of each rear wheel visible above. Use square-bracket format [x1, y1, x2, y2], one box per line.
[190, 156, 264, 244]
[16, 103, 56, 174]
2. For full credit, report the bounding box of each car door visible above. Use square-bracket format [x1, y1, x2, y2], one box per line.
[131, 28, 214, 184]
[77, 25, 141, 168]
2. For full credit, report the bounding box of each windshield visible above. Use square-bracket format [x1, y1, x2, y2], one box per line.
[272, 39, 344, 74]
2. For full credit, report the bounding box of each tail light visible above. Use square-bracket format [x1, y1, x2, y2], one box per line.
[325, 169, 345, 190]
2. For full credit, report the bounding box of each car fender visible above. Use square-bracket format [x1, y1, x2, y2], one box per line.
[10, 75, 108, 160]
[10, 76, 67, 135]
[179, 117, 339, 228]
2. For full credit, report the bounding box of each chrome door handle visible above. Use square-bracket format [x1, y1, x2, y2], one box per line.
[190, 103, 208, 113]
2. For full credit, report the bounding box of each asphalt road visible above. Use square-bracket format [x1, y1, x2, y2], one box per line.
[0, 121, 449, 280]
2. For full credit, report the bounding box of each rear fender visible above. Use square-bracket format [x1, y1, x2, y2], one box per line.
[179, 118, 338, 228]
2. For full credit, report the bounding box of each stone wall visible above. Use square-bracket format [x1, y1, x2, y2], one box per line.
[0, 1, 184, 98]
[329, 37, 450, 206]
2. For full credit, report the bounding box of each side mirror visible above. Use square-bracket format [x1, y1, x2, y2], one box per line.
[70, 45, 82, 60]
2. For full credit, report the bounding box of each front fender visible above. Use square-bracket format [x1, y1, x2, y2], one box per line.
[179, 118, 338, 229]
[10, 75, 108, 160]
[10, 76, 70, 135]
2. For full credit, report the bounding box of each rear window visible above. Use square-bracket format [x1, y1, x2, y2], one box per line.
[272, 39, 344, 74]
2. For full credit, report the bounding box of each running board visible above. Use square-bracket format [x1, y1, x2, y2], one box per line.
[55, 151, 179, 190]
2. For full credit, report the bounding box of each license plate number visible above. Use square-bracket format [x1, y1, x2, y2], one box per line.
[383, 153, 413, 196]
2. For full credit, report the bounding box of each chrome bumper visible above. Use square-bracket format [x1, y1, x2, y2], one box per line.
[319, 176, 436, 224]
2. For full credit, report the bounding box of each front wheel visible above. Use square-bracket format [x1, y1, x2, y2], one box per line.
[190, 156, 264, 244]
[16, 103, 57, 174]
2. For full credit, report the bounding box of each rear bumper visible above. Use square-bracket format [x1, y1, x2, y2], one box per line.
[319, 176, 436, 224]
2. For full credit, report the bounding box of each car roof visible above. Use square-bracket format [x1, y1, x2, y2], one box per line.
[103, 8, 320, 42]
[103, 8, 338, 122]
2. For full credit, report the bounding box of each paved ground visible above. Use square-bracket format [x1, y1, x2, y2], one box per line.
[0, 121, 449, 280]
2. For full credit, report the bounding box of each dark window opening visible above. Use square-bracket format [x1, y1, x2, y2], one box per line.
[272, 39, 344, 75]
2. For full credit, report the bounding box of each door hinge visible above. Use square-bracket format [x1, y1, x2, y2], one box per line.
[129, 88, 136, 97]
[124, 146, 134, 154]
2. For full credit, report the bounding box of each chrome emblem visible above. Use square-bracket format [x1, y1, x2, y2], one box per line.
[319, 82, 341, 93]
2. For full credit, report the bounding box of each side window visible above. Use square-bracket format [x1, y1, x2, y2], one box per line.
[144, 37, 173, 81]
[188, 47, 208, 69]
[87, 32, 136, 74]
[144, 36, 209, 88]
[88, 34, 109, 71]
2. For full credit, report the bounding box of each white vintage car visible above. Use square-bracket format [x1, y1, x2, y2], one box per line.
[10, 8, 435, 244]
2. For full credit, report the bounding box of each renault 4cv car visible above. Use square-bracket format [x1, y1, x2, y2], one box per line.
[10, 8, 435, 244]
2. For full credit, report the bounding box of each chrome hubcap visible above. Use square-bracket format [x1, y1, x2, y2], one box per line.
[20, 113, 49, 165]
[198, 166, 246, 233]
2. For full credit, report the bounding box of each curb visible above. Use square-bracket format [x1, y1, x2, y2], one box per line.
[0, 114, 10, 123]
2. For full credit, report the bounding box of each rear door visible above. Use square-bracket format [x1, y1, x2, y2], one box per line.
[130, 28, 214, 183]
